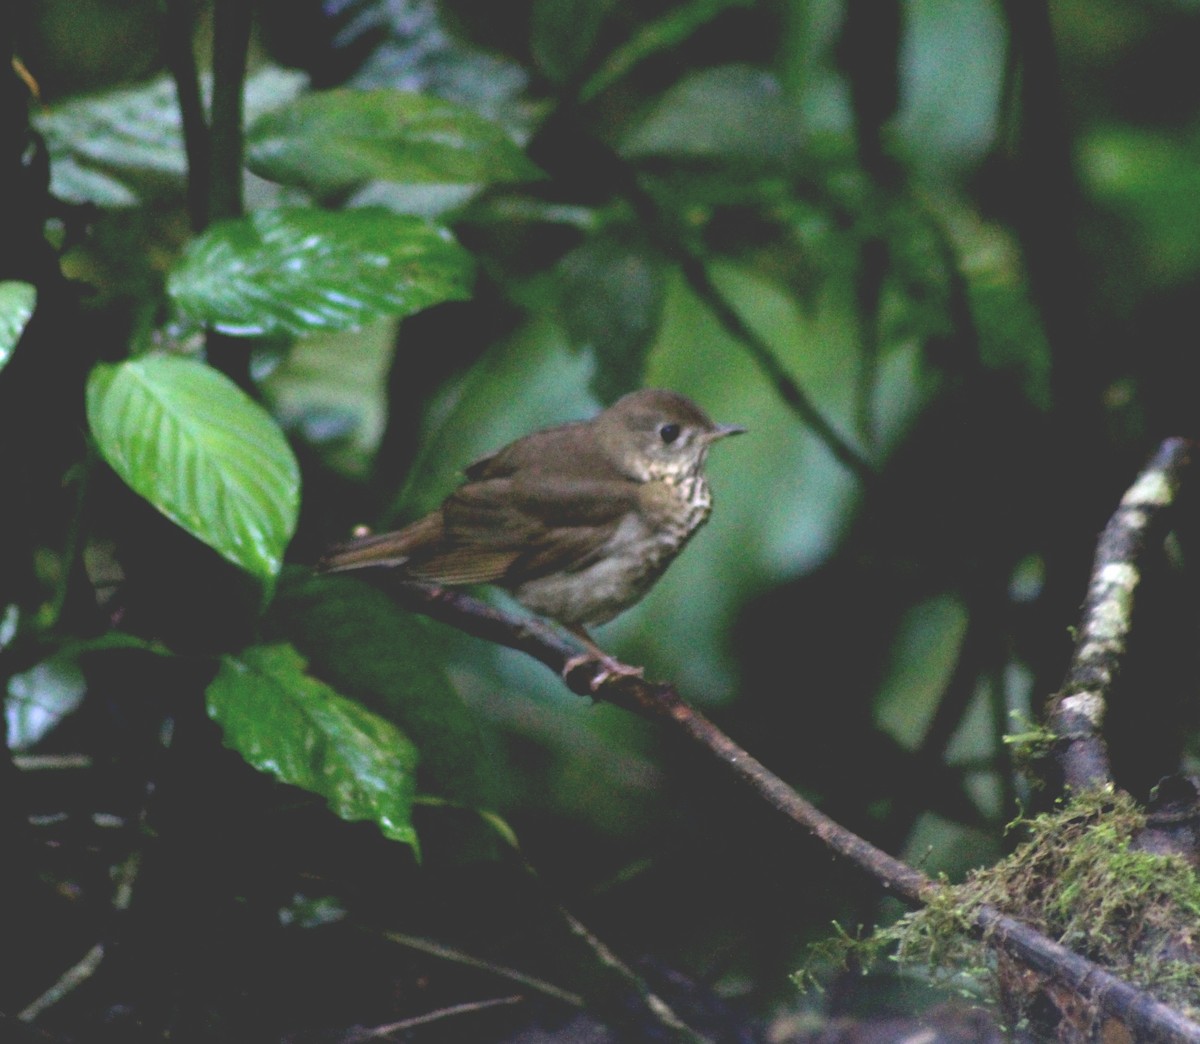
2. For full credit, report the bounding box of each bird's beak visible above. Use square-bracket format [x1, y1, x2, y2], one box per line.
[710, 423, 747, 441]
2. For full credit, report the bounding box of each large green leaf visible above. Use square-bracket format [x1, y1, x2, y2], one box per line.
[0, 281, 36, 372]
[35, 67, 306, 207]
[207, 643, 419, 853]
[246, 89, 540, 194]
[167, 207, 474, 337]
[271, 572, 496, 806]
[86, 356, 300, 581]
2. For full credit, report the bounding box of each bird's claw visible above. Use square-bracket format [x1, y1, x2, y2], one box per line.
[562, 653, 644, 692]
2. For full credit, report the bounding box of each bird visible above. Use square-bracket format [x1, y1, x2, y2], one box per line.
[319, 388, 745, 678]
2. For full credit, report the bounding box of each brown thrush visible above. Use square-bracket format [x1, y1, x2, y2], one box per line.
[319, 388, 745, 676]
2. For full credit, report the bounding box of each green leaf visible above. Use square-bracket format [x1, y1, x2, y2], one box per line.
[1081, 126, 1200, 289]
[86, 356, 300, 581]
[207, 643, 419, 853]
[874, 595, 968, 750]
[581, 0, 756, 101]
[531, 0, 612, 83]
[271, 572, 496, 805]
[621, 65, 804, 165]
[246, 88, 540, 194]
[556, 234, 665, 403]
[167, 207, 474, 337]
[0, 281, 36, 372]
[34, 67, 307, 207]
[892, 0, 1004, 172]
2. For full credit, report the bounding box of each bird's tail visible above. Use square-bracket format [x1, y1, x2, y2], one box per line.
[317, 512, 444, 573]
[317, 531, 411, 572]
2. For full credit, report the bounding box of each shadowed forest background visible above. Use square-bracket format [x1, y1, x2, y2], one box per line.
[4, 0, 1200, 1040]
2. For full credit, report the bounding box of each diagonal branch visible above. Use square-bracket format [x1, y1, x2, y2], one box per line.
[383, 578, 1200, 1044]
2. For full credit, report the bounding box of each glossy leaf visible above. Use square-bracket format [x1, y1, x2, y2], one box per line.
[35, 67, 306, 206]
[86, 356, 300, 581]
[271, 572, 495, 805]
[207, 643, 419, 853]
[167, 207, 473, 337]
[0, 281, 36, 372]
[246, 88, 540, 194]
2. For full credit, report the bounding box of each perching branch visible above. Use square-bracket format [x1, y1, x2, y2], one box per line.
[385, 578, 1200, 1044]
[1048, 437, 1196, 792]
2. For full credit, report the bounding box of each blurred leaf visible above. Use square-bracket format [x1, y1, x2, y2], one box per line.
[35, 67, 306, 207]
[36, 74, 189, 178]
[874, 595, 968, 750]
[86, 356, 300, 581]
[6, 654, 86, 751]
[556, 233, 666, 402]
[167, 207, 474, 337]
[0, 281, 36, 372]
[581, 0, 756, 101]
[893, 0, 1004, 171]
[246, 89, 540, 195]
[621, 65, 803, 165]
[46, 157, 140, 208]
[334, 0, 529, 126]
[242, 66, 313, 121]
[207, 643, 419, 853]
[531, 0, 612, 83]
[271, 572, 495, 805]
[1081, 126, 1200, 289]
[260, 320, 397, 478]
[948, 210, 1051, 409]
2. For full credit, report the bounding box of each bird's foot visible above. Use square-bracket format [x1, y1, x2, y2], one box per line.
[562, 652, 644, 692]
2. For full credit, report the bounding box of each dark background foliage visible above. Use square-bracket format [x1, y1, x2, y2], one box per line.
[3, 0, 1200, 1040]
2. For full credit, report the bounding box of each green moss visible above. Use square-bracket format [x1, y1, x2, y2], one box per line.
[800, 791, 1200, 1025]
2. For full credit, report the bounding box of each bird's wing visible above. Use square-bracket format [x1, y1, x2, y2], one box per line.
[429, 473, 639, 582]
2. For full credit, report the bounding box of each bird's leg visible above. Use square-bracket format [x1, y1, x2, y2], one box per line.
[561, 626, 644, 690]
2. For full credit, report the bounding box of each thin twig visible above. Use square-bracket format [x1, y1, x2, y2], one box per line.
[407, 800, 706, 1041]
[671, 251, 877, 485]
[1048, 437, 1195, 791]
[375, 930, 584, 1009]
[345, 995, 524, 1040]
[17, 944, 105, 1022]
[381, 578, 1200, 1043]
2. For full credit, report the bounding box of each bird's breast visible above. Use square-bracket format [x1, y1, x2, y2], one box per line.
[512, 474, 712, 627]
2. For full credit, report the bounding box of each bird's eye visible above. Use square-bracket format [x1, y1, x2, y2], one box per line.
[658, 423, 681, 445]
